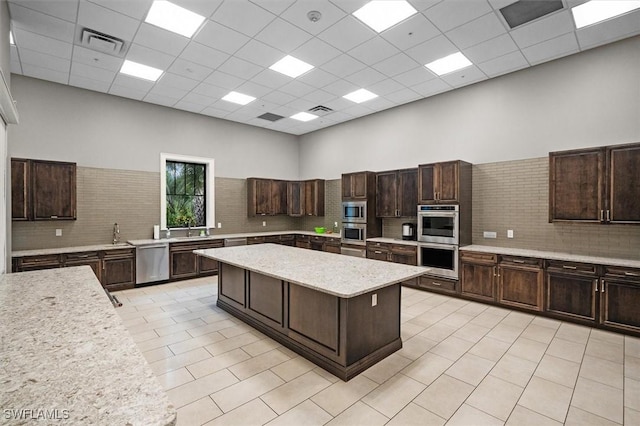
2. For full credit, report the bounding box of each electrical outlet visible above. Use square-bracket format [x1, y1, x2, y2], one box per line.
[262, 221, 266, 227]
[217, 222, 222, 228]
[507, 229, 514, 238]
[483, 231, 497, 239]
[334, 221, 338, 228]
[372, 294, 377, 307]
[55, 229, 62, 237]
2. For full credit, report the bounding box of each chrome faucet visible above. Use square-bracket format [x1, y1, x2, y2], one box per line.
[113, 223, 120, 245]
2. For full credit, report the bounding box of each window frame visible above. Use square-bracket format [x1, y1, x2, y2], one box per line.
[160, 153, 215, 231]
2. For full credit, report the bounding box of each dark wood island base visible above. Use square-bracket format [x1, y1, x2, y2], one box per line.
[216, 263, 402, 381]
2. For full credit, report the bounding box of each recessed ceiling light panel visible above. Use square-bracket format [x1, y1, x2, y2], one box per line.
[222, 91, 256, 105]
[343, 89, 378, 103]
[291, 112, 318, 122]
[145, 0, 206, 38]
[120, 59, 164, 81]
[571, 0, 640, 29]
[353, 0, 418, 33]
[425, 52, 473, 76]
[269, 55, 314, 78]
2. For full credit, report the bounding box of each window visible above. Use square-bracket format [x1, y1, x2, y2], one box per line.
[161, 153, 214, 230]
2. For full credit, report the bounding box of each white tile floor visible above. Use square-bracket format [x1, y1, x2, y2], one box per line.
[114, 277, 640, 426]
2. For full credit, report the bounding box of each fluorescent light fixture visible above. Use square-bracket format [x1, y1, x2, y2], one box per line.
[269, 55, 314, 78]
[571, 0, 640, 29]
[353, 0, 417, 33]
[343, 88, 378, 103]
[222, 91, 256, 105]
[9, 31, 14, 45]
[145, 0, 206, 38]
[120, 60, 163, 81]
[291, 112, 318, 122]
[425, 52, 473, 76]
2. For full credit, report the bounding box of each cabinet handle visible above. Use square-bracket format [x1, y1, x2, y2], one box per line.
[625, 272, 640, 277]
[512, 259, 525, 264]
[75, 254, 90, 258]
[601, 280, 605, 293]
[595, 279, 599, 292]
[51, 215, 58, 219]
[606, 210, 610, 222]
[600, 210, 604, 222]
[431, 282, 442, 286]
[375, 250, 382, 254]
[493, 266, 497, 277]
[562, 265, 577, 270]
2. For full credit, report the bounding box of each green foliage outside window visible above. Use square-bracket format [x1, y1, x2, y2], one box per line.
[166, 161, 206, 228]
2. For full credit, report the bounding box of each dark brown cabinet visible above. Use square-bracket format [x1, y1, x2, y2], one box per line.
[11, 158, 77, 221]
[287, 181, 304, 216]
[414, 276, 458, 294]
[170, 239, 224, 280]
[198, 240, 224, 275]
[545, 261, 599, 323]
[304, 179, 325, 216]
[419, 161, 464, 204]
[375, 168, 418, 217]
[64, 251, 102, 282]
[498, 256, 544, 312]
[549, 142, 640, 223]
[102, 249, 136, 291]
[295, 234, 311, 249]
[15, 254, 62, 272]
[271, 180, 288, 215]
[247, 178, 287, 216]
[342, 171, 374, 200]
[600, 266, 640, 333]
[460, 251, 497, 302]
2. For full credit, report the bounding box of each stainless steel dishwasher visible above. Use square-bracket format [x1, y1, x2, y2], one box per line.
[136, 242, 169, 284]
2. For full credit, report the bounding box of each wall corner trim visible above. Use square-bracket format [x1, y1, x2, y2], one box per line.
[0, 70, 18, 124]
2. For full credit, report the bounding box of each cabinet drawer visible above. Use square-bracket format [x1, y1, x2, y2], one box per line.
[247, 236, 265, 245]
[20, 254, 61, 266]
[391, 244, 417, 255]
[500, 255, 543, 268]
[367, 248, 390, 262]
[418, 276, 458, 293]
[546, 260, 598, 275]
[604, 266, 640, 281]
[296, 235, 310, 242]
[200, 240, 224, 249]
[103, 248, 135, 260]
[368, 241, 392, 250]
[65, 251, 100, 261]
[280, 235, 295, 242]
[460, 251, 497, 263]
[265, 235, 281, 243]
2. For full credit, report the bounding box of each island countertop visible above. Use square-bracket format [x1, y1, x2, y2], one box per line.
[0, 267, 176, 426]
[195, 243, 428, 298]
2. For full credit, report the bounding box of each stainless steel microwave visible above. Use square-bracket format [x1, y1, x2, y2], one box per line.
[342, 201, 366, 223]
[417, 205, 459, 245]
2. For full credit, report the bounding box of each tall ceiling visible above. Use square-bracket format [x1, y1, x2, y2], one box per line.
[7, 0, 640, 135]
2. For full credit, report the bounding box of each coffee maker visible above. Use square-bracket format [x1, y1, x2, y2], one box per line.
[402, 223, 416, 241]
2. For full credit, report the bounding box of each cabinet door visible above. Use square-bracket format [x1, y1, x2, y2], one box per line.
[11, 158, 30, 220]
[549, 149, 604, 222]
[248, 178, 272, 216]
[65, 251, 102, 282]
[460, 261, 495, 302]
[342, 174, 353, 199]
[32, 160, 76, 220]
[437, 161, 459, 203]
[367, 248, 389, 261]
[304, 179, 325, 216]
[546, 272, 597, 323]
[498, 265, 544, 311]
[198, 241, 223, 275]
[398, 168, 418, 216]
[287, 181, 304, 216]
[170, 248, 198, 279]
[103, 256, 135, 290]
[418, 164, 436, 203]
[376, 171, 398, 217]
[600, 278, 640, 333]
[608, 143, 640, 223]
[390, 245, 417, 265]
[271, 180, 288, 215]
[324, 242, 341, 254]
[352, 173, 367, 198]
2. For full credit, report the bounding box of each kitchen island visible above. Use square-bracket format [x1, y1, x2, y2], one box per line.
[0, 266, 176, 425]
[195, 244, 427, 380]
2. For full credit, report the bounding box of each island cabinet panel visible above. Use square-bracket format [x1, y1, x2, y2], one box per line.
[498, 256, 544, 312]
[247, 272, 284, 327]
[219, 263, 245, 307]
[545, 261, 598, 323]
[288, 284, 339, 354]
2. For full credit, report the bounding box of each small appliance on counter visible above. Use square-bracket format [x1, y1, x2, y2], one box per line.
[402, 222, 416, 241]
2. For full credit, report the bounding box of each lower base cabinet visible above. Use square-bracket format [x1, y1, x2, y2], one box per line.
[498, 256, 544, 312]
[410, 275, 458, 294]
[600, 266, 640, 333]
[170, 240, 224, 280]
[460, 252, 497, 302]
[102, 249, 136, 291]
[546, 264, 598, 323]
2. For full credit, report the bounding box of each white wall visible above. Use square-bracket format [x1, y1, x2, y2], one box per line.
[0, 0, 10, 88]
[298, 36, 640, 179]
[8, 76, 300, 179]
[0, 119, 6, 272]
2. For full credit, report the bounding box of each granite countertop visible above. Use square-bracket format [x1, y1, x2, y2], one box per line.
[195, 243, 428, 298]
[0, 267, 176, 426]
[12, 243, 134, 258]
[367, 237, 419, 247]
[128, 230, 341, 246]
[461, 245, 640, 269]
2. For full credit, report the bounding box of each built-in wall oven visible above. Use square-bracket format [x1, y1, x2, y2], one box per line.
[341, 222, 366, 246]
[417, 205, 459, 245]
[342, 201, 367, 223]
[417, 242, 459, 279]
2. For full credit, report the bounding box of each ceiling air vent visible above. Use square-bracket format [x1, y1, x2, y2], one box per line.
[257, 112, 284, 122]
[499, 0, 564, 29]
[309, 105, 333, 113]
[80, 28, 125, 55]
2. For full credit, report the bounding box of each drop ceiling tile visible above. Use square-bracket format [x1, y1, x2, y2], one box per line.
[322, 110, 353, 123]
[193, 21, 250, 55]
[77, 1, 141, 41]
[322, 78, 360, 96]
[406, 35, 458, 65]
[174, 100, 206, 114]
[446, 12, 507, 50]
[255, 18, 313, 53]
[281, 1, 347, 35]
[69, 74, 112, 92]
[181, 91, 215, 106]
[321, 54, 367, 78]
[343, 104, 374, 117]
[298, 68, 339, 89]
[510, 10, 574, 48]
[21, 63, 69, 84]
[191, 82, 228, 98]
[477, 50, 529, 77]
[13, 28, 72, 60]
[261, 90, 297, 106]
[70, 61, 116, 82]
[270, 105, 298, 117]
[285, 97, 317, 112]
[329, 0, 369, 14]
[522, 32, 579, 65]
[112, 73, 155, 92]
[167, 59, 213, 81]
[12, 0, 79, 22]
[109, 83, 148, 100]
[411, 78, 451, 97]
[171, 0, 223, 18]
[72, 45, 123, 72]
[372, 53, 420, 77]
[126, 43, 175, 69]
[235, 39, 285, 68]
[148, 84, 188, 100]
[251, 69, 291, 89]
[235, 81, 273, 98]
[87, 0, 153, 20]
[279, 80, 315, 97]
[576, 9, 640, 50]
[369, 78, 407, 96]
[392, 65, 436, 86]
[211, 99, 244, 112]
[462, 33, 518, 64]
[381, 12, 440, 50]
[365, 96, 395, 111]
[9, 3, 76, 43]
[179, 42, 229, 69]
[301, 89, 336, 105]
[251, 0, 296, 15]
[157, 73, 199, 91]
[291, 37, 342, 67]
[384, 87, 421, 104]
[440, 65, 487, 88]
[203, 71, 244, 90]
[201, 106, 229, 118]
[217, 57, 264, 80]
[211, 1, 275, 37]
[487, 0, 516, 10]
[347, 36, 400, 66]
[323, 96, 355, 110]
[133, 23, 189, 57]
[317, 16, 375, 52]
[424, 0, 493, 32]
[19, 48, 70, 73]
[144, 93, 180, 107]
[410, 0, 446, 12]
[344, 67, 386, 86]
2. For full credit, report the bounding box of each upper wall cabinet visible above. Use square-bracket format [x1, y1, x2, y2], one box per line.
[418, 160, 471, 204]
[549, 142, 640, 223]
[287, 179, 325, 217]
[249, 178, 325, 217]
[376, 168, 417, 217]
[11, 158, 77, 221]
[342, 171, 375, 200]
